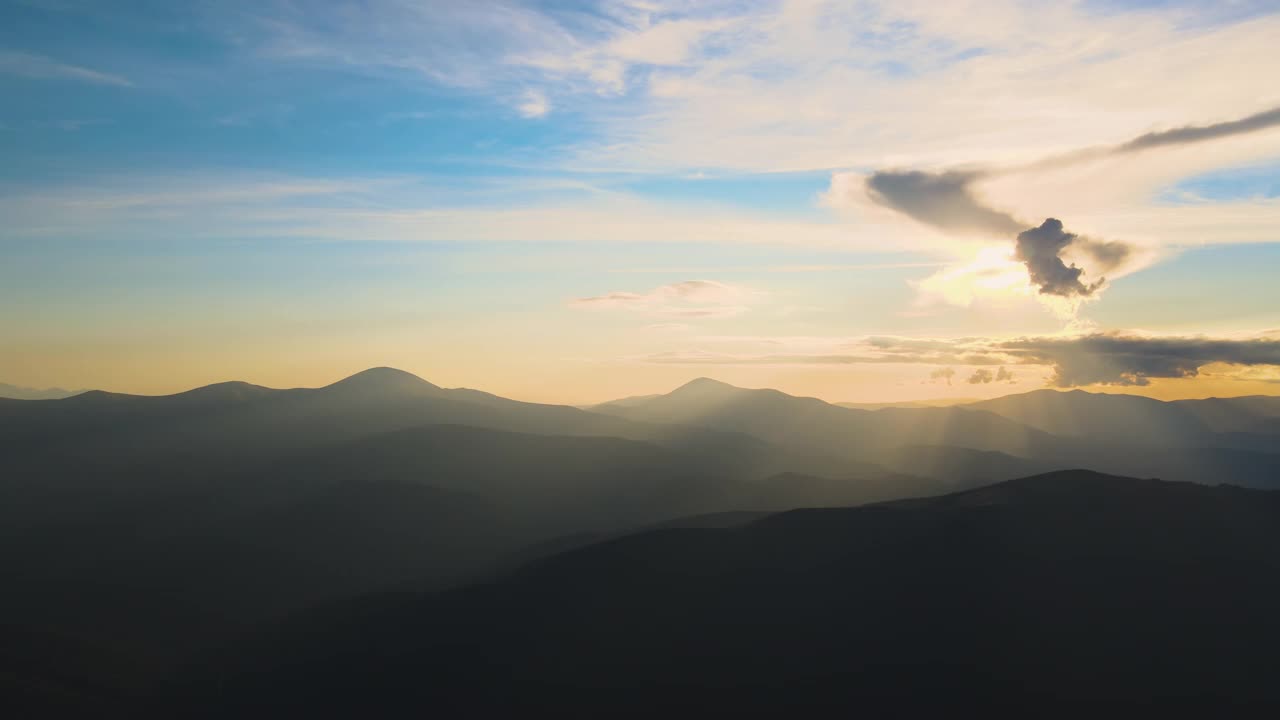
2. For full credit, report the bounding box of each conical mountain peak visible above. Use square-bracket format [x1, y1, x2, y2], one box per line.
[670, 377, 741, 394]
[324, 367, 440, 393]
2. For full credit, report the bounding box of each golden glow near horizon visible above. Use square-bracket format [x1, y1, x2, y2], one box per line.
[2, 2, 1279, 402]
[6, 344, 1278, 407]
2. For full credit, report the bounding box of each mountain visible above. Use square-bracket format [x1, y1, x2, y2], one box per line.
[1172, 395, 1280, 435]
[317, 366, 441, 395]
[0, 382, 87, 400]
[7, 370, 1279, 711]
[594, 381, 1280, 486]
[593, 377, 1054, 457]
[585, 392, 661, 409]
[0, 369, 878, 491]
[965, 388, 1213, 444]
[263, 424, 750, 535]
[0, 367, 598, 461]
[199, 471, 1280, 714]
[870, 444, 1053, 485]
[966, 388, 1280, 446]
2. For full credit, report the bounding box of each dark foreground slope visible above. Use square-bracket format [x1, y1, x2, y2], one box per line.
[1, 421, 944, 706]
[197, 471, 1280, 714]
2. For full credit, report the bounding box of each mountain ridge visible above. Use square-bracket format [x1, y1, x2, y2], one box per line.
[199, 469, 1280, 713]
[10, 369, 1279, 412]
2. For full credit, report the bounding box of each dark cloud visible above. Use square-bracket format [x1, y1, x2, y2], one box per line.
[1000, 333, 1280, 387]
[864, 170, 1023, 236]
[967, 368, 994, 384]
[641, 333, 1280, 389]
[643, 351, 1004, 366]
[1069, 236, 1131, 272]
[861, 171, 1129, 298]
[1014, 218, 1104, 297]
[860, 105, 1280, 298]
[1115, 105, 1280, 154]
[930, 367, 956, 385]
[863, 106, 1280, 238]
[1026, 105, 1280, 172]
[967, 367, 1016, 384]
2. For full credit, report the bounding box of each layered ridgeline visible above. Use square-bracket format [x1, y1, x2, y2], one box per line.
[195, 472, 1280, 712]
[2, 369, 1279, 710]
[591, 377, 1280, 486]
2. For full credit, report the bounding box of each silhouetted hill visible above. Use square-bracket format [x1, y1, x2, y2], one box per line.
[275, 424, 746, 534]
[201, 471, 1280, 714]
[1172, 395, 1280, 434]
[967, 388, 1280, 447]
[499, 511, 772, 571]
[594, 381, 1280, 484]
[66, 381, 278, 413]
[594, 377, 1054, 457]
[3, 369, 908, 494]
[955, 389, 1280, 484]
[750, 466, 999, 507]
[248, 424, 947, 536]
[966, 389, 1212, 444]
[320, 366, 441, 395]
[870, 444, 1053, 485]
[586, 392, 661, 410]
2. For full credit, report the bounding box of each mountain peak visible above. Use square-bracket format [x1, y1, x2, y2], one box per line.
[324, 367, 439, 394]
[175, 380, 272, 400]
[672, 377, 740, 393]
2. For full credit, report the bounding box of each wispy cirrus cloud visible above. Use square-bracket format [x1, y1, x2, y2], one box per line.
[226, 1, 1280, 174]
[245, 0, 741, 116]
[639, 334, 1009, 367]
[0, 50, 131, 87]
[570, 280, 756, 318]
[571, 3, 1280, 174]
[514, 13, 736, 97]
[0, 173, 904, 249]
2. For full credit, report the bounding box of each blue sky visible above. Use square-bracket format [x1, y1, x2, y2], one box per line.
[2, 0, 1279, 402]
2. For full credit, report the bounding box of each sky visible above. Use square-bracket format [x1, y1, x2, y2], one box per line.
[2, 0, 1279, 404]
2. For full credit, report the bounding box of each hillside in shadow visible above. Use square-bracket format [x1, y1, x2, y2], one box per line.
[194, 470, 1280, 714]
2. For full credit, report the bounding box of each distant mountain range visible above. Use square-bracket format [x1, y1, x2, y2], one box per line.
[590, 376, 1280, 483]
[2, 368, 1278, 712]
[0, 382, 87, 400]
[968, 388, 1280, 442]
